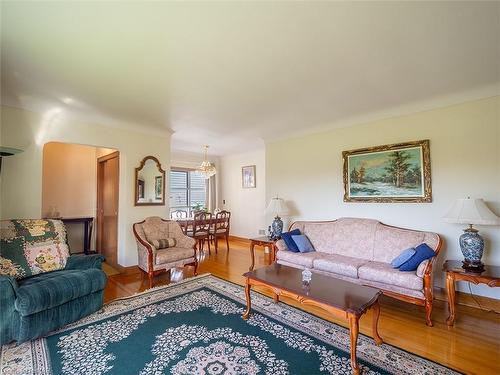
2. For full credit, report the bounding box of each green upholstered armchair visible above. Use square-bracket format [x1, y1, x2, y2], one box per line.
[0, 219, 107, 345]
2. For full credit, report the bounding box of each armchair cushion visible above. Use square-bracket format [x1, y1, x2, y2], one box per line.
[15, 269, 107, 316]
[149, 238, 176, 250]
[65, 254, 105, 270]
[155, 247, 195, 265]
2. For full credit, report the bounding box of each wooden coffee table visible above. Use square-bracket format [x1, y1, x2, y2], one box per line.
[242, 264, 383, 375]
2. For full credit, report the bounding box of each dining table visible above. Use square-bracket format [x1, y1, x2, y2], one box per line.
[173, 216, 226, 234]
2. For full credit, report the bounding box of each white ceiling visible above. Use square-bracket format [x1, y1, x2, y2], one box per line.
[1, 1, 499, 156]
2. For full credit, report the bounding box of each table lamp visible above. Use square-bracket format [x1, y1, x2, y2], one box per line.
[265, 197, 289, 239]
[443, 197, 500, 271]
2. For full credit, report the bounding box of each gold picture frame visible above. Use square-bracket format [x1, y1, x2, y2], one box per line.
[343, 139, 432, 203]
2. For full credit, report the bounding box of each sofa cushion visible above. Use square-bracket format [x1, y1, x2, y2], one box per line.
[15, 269, 107, 316]
[330, 218, 378, 260]
[276, 250, 325, 269]
[155, 247, 195, 265]
[358, 261, 423, 290]
[373, 224, 428, 263]
[399, 243, 435, 271]
[391, 247, 416, 268]
[292, 235, 315, 253]
[302, 222, 337, 254]
[313, 254, 368, 278]
[281, 229, 301, 252]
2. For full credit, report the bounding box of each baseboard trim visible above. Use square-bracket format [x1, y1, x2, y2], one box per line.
[228, 235, 251, 244]
[434, 287, 500, 313]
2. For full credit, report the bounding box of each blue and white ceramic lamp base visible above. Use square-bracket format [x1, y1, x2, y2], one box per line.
[270, 216, 284, 240]
[459, 226, 485, 271]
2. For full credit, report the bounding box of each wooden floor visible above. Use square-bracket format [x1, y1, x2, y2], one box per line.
[106, 238, 500, 375]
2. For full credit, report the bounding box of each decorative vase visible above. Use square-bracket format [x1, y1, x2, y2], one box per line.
[302, 268, 312, 283]
[459, 226, 484, 271]
[271, 216, 283, 239]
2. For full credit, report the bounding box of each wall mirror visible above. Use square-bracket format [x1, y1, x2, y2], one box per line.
[135, 156, 165, 206]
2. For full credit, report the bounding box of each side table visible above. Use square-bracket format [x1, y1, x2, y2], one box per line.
[443, 260, 499, 326]
[249, 236, 278, 271]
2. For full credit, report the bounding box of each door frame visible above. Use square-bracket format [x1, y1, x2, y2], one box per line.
[96, 151, 120, 261]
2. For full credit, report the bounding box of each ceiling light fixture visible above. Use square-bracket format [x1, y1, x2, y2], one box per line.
[196, 145, 216, 179]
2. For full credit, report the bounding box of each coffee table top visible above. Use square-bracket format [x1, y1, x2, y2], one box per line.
[243, 263, 381, 315]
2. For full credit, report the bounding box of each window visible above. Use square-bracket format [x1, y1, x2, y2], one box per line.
[169, 169, 206, 215]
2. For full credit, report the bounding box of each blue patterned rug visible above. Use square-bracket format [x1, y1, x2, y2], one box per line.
[1, 274, 459, 375]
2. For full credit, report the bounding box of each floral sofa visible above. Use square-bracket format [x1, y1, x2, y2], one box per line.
[0, 219, 107, 345]
[133, 217, 197, 288]
[275, 218, 442, 326]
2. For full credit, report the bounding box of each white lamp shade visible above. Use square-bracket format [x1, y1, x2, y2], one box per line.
[265, 197, 289, 217]
[443, 198, 500, 226]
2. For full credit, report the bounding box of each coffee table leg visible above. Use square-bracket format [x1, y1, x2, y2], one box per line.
[348, 314, 360, 375]
[242, 278, 252, 320]
[446, 272, 456, 326]
[249, 242, 255, 271]
[371, 301, 383, 345]
[273, 290, 280, 303]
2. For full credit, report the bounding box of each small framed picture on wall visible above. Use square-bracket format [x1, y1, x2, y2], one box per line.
[242, 165, 256, 188]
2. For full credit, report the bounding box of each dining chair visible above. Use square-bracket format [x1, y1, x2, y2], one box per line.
[188, 211, 212, 254]
[171, 210, 189, 234]
[210, 210, 231, 253]
[170, 209, 188, 220]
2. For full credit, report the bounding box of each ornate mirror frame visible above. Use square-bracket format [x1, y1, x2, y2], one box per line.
[134, 156, 166, 206]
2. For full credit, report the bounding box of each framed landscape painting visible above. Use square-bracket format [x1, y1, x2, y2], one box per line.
[343, 139, 431, 203]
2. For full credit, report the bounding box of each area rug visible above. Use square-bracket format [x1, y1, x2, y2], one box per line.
[0, 274, 459, 375]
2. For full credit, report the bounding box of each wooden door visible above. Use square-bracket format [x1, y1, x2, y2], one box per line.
[96, 151, 119, 268]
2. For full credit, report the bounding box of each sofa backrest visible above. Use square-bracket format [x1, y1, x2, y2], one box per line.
[290, 217, 440, 262]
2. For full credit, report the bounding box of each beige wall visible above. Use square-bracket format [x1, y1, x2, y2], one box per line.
[42, 142, 98, 218]
[42, 142, 102, 253]
[220, 149, 266, 238]
[266, 96, 500, 299]
[0, 105, 171, 266]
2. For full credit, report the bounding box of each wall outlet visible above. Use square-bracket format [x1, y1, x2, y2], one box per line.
[258, 229, 266, 235]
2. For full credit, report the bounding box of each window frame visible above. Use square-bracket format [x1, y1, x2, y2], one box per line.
[169, 167, 206, 215]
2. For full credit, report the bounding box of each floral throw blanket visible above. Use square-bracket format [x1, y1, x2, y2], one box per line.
[0, 219, 70, 279]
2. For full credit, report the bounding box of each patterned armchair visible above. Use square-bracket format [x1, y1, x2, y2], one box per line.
[133, 217, 197, 288]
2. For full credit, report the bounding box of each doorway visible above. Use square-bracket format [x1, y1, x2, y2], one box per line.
[42, 143, 119, 259]
[96, 151, 120, 269]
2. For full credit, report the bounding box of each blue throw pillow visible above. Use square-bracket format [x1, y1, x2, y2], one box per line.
[291, 234, 315, 253]
[399, 243, 435, 272]
[281, 229, 301, 252]
[391, 248, 416, 268]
